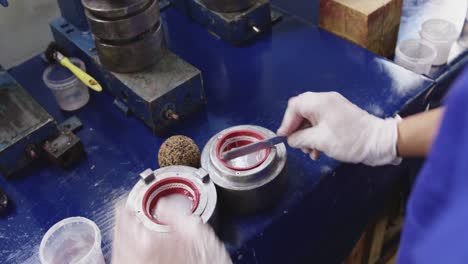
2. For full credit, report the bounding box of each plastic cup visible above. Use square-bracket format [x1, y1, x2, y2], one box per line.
[458, 17, 468, 48]
[43, 58, 90, 111]
[420, 18, 458, 66]
[39, 217, 105, 264]
[395, 39, 437, 75]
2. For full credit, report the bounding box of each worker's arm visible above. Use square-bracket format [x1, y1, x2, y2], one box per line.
[397, 108, 444, 157]
[277, 92, 443, 166]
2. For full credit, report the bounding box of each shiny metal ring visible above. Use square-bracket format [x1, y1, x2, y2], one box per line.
[84, 0, 160, 41]
[126, 166, 217, 233]
[94, 22, 166, 73]
[201, 125, 287, 214]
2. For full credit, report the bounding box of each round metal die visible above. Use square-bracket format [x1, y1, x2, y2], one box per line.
[201, 125, 287, 214]
[127, 166, 217, 233]
[199, 0, 256, 12]
[94, 22, 166, 73]
[84, 0, 160, 41]
[82, 0, 151, 20]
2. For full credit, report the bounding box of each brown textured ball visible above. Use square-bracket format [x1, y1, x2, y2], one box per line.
[158, 135, 201, 168]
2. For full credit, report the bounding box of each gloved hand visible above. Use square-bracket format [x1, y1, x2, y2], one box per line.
[277, 92, 401, 166]
[111, 200, 232, 264]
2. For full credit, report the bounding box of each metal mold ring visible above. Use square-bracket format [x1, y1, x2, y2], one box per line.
[82, 0, 152, 20]
[84, 0, 160, 41]
[127, 166, 217, 233]
[94, 22, 166, 73]
[201, 125, 287, 214]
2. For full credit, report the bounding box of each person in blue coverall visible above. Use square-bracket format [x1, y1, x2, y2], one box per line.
[112, 70, 467, 263]
[275, 70, 466, 264]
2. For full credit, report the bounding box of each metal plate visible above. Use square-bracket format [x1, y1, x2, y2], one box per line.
[0, 71, 56, 176]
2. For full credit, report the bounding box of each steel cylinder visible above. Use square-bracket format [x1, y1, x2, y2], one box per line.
[82, 0, 165, 73]
[127, 166, 218, 233]
[94, 23, 166, 73]
[200, 0, 256, 12]
[201, 125, 287, 214]
[84, 0, 160, 41]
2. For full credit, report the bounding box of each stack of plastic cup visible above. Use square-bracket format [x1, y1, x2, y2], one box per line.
[39, 217, 105, 264]
[42, 58, 90, 111]
[419, 18, 458, 66]
[395, 39, 437, 75]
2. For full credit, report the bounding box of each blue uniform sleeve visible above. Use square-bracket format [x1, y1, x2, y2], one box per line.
[398, 68, 468, 264]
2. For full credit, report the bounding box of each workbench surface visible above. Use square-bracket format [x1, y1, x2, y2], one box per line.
[0, 5, 434, 264]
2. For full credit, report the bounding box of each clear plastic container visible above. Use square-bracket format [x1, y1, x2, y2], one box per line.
[420, 18, 458, 65]
[458, 7, 468, 48]
[395, 39, 437, 75]
[39, 217, 105, 264]
[43, 58, 90, 111]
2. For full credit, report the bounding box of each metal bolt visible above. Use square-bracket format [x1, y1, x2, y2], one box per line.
[165, 109, 179, 120]
[28, 149, 37, 159]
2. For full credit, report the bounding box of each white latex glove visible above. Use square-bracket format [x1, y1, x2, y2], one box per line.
[277, 92, 401, 166]
[111, 200, 232, 264]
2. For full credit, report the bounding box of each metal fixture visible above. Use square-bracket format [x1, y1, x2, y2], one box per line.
[52, 0, 205, 135]
[199, 0, 256, 12]
[127, 166, 218, 232]
[169, 0, 282, 44]
[43, 130, 84, 167]
[201, 125, 287, 214]
[0, 70, 84, 176]
[82, 0, 166, 73]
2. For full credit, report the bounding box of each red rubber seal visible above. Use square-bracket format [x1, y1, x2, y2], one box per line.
[142, 177, 200, 225]
[216, 130, 270, 171]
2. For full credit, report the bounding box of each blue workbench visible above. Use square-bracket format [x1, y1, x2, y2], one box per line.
[0, 5, 435, 264]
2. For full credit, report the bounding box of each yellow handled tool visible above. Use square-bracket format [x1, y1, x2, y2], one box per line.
[56, 53, 102, 92]
[45, 42, 102, 92]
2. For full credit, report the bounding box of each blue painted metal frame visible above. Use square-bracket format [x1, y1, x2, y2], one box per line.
[56, 0, 89, 31]
[170, 0, 273, 44]
[0, 5, 436, 264]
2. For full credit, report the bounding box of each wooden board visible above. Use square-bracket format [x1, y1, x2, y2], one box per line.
[319, 0, 403, 58]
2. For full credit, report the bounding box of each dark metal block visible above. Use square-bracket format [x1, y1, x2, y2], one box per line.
[169, 0, 276, 44]
[43, 131, 84, 168]
[50, 17, 206, 135]
[0, 71, 57, 177]
[57, 116, 83, 133]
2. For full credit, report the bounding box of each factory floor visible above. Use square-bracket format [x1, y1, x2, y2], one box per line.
[345, 178, 408, 264]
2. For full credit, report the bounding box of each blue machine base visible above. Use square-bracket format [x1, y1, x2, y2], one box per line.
[170, 0, 274, 44]
[50, 17, 205, 136]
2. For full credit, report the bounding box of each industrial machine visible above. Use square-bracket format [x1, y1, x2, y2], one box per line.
[51, 0, 205, 135]
[168, 0, 282, 44]
[0, 68, 84, 177]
